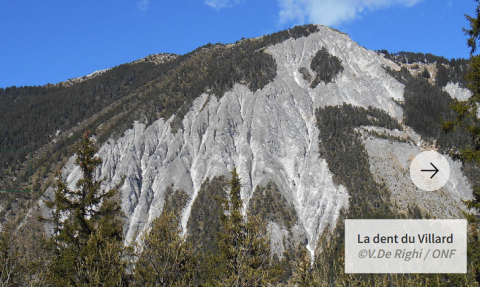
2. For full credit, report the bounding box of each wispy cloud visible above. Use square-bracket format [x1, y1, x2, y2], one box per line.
[277, 0, 423, 27]
[138, 0, 149, 12]
[204, 0, 243, 10]
[202, 0, 422, 27]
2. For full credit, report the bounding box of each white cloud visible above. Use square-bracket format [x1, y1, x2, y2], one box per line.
[278, 0, 423, 27]
[201, 0, 422, 27]
[205, 0, 243, 10]
[138, 0, 149, 12]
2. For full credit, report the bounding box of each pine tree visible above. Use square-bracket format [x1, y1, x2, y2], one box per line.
[421, 67, 430, 79]
[289, 251, 319, 287]
[75, 229, 130, 286]
[443, 1, 480, 163]
[44, 130, 128, 286]
[442, 2, 480, 283]
[134, 208, 196, 286]
[208, 167, 276, 286]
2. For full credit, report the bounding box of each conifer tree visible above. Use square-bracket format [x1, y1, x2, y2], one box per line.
[421, 67, 430, 79]
[289, 251, 319, 287]
[208, 167, 275, 286]
[134, 208, 196, 286]
[45, 130, 128, 286]
[443, 1, 480, 164]
[442, 1, 480, 282]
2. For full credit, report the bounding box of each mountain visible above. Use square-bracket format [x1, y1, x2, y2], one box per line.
[0, 25, 477, 263]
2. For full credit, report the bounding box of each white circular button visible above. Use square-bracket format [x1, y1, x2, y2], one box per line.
[409, 151, 450, 191]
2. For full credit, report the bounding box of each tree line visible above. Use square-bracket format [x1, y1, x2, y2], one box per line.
[378, 50, 470, 88]
[3, 127, 479, 286]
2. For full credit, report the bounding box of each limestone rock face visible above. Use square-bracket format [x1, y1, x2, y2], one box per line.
[55, 25, 472, 255]
[443, 82, 471, 101]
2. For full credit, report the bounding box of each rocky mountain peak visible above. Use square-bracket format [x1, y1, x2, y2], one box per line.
[33, 25, 473, 260]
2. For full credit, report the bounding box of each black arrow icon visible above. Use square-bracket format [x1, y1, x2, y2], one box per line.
[421, 163, 439, 179]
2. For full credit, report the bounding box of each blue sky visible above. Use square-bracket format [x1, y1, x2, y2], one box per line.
[0, 0, 476, 88]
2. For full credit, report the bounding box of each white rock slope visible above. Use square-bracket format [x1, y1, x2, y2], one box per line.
[56, 25, 469, 255]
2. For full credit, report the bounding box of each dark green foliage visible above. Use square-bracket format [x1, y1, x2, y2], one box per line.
[248, 181, 302, 284]
[47, 131, 123, 243]
[207, 168, 276, 286]
[187, 176, 227, 285]
[464, 1, 480, 55]
[467, 221, 480, 283]
[421, 67, 431, 79]
[274, 245, 304, 284]
[164, 186, 190, 219]
[365, 129, 410, 143]
[289, 251, 319, 286]
[309, 47, 344, 88]
[44, 131, 129, 286]
[408, 72, 453, 142]
[442, 53, 480, 165]
[436, 61, 470, 88]
[311, 222, 347, 285]
[379, 50, 470, 87]
[443, 4, 480, 283]
[314, 105, 397, 281]
[387, 67, 472, 152]
[0, 59, 168, 170]
[0, 150, 31, 192]
[262, 24, 319, 42]
[187, 176, 228, 259]
[316, 104, 400, 219]
[248, 181, 298, 230]
[298, 67, 312, 83]
[381, 50, 451, 65]
[463, 162, 480, 234]
[134, 209, 197, 286]
[436, 62, 450, 86]
[0, 57, 178, 224]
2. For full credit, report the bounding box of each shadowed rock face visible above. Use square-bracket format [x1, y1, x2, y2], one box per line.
[52, 25, 472, 257]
